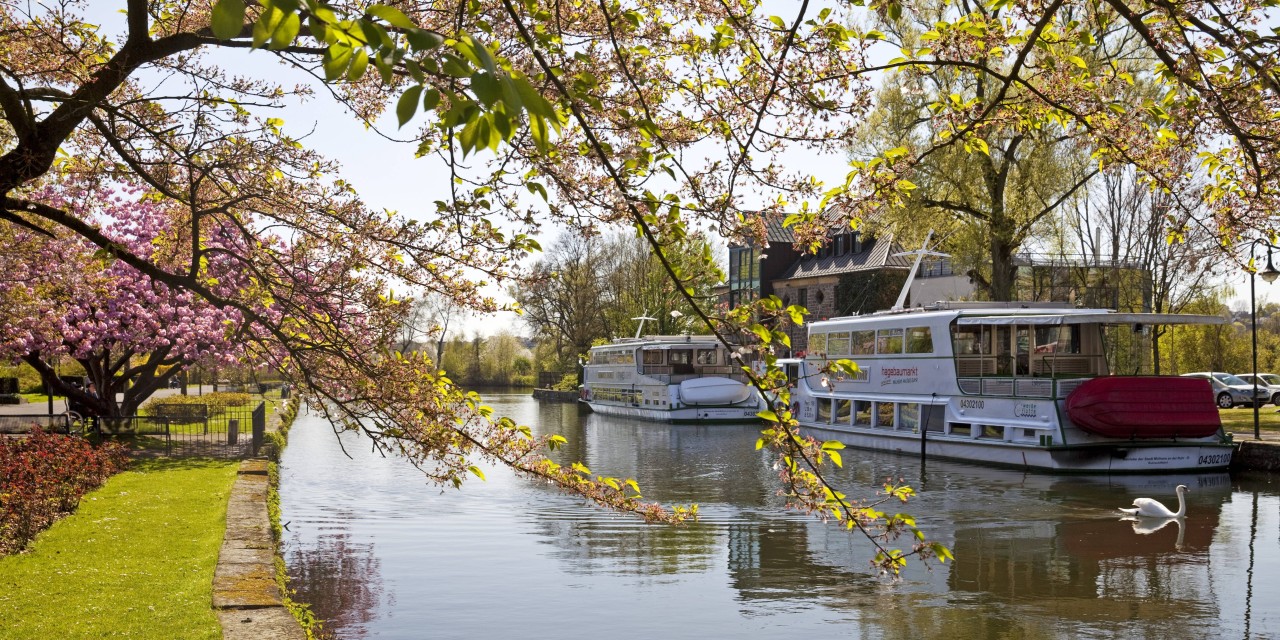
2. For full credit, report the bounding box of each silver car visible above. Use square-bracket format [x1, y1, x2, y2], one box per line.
[1236, 373, 1280, 406]
[1182, 372, 1270, 408]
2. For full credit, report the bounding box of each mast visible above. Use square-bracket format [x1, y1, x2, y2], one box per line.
[891, 230, 950, 311]
[631, 313, 657, 338]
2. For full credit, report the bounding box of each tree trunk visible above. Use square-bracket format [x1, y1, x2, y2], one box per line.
[988, 234, 1017, 302]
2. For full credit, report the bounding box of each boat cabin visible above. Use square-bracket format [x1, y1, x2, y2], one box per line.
[805, 304, 1224, 401]
[586, 336, 744, 385]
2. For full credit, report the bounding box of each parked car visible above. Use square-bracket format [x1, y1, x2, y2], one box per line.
[1181, 372, 1270, 408]
[1235, 373, 1280, 405]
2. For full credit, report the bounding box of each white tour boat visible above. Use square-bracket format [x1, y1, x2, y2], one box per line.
[785, 302, 1236, 473]
[582, 334, 764, 423]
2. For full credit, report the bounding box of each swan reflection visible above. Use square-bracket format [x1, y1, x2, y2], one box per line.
[1121, 515, 1185, 549]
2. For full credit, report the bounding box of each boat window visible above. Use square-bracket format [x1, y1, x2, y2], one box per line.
[827, 332, 851, 356]
[817, 399, 832, 423]
[695, 349, 717, 365]
[906, 327, 933, 354]
[854, 401, 872, 426]
[900, 403, 920, 430]
[835, 399, 852, 422]
[949, 423, 972, 437]
[875, 402, 896, 428]
[808, 332, 827, 357]
[979, 425, 1005, 440]
[952, 326, 985, 355]
[1034, 325, 1081, 354]
[876, 328, 904, 354]
[670, 350, 692, 365]
[852, 330, 875, 355]
[643, 350, 664, 365]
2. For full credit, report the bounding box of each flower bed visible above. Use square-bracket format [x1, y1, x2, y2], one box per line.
[0, 431, 129, 554]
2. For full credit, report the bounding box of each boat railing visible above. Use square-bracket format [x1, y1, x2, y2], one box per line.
[959, 375, 1093, 399]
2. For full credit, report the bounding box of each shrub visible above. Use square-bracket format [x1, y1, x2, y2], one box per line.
[551, 373, 579, 392]
[0, 431, 129, 554]
[141, 392, 253, 417]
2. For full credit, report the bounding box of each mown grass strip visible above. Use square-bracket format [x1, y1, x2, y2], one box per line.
[1219, 407, 1280, 436]
[0, 457, 238, 639]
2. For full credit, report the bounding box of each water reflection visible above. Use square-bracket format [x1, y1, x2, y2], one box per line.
[285, 526, 388, 638]
[279, 395, 1280, 639]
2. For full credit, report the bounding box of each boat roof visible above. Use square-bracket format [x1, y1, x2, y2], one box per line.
[812, 304, 1226, 328]
[591, 335, 725, 350]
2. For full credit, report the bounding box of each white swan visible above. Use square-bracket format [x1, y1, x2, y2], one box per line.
[1119, 484, 1188, 518]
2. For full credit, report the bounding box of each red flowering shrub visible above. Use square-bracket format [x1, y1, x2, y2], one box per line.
[0, 430, 129, 554]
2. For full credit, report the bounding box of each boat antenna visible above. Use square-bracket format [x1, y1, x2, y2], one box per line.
[631, 312, 657, 339]
[890, 229, 950, 311]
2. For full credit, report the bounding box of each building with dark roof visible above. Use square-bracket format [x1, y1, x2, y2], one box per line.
[724, 214, 974, 353]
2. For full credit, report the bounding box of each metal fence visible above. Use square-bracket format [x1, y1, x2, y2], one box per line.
[0, 413, 78, 435]
[0, 401, 268, 459]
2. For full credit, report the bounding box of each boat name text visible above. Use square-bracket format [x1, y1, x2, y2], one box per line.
[959, 399, 985, 409]
[880, 366, 919, 386]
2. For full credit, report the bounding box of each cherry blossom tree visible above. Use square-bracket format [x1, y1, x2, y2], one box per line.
[0, 184, 253, 421]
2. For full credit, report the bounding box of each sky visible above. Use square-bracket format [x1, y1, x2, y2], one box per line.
[80, 3, 1280, 332]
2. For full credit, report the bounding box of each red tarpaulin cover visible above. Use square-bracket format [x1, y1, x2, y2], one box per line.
[1065, 377, 1221, 438]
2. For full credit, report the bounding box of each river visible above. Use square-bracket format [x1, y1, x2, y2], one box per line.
[278, 394, 1280, 639]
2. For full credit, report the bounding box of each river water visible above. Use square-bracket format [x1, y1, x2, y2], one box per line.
[278, 394, 1280, 639]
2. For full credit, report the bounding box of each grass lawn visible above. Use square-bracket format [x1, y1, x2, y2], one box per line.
[0, 458, 239, 639]
[1218, 406, 1280, 436]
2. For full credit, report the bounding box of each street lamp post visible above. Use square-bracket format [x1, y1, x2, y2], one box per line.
[1248, 239, 1280, 440]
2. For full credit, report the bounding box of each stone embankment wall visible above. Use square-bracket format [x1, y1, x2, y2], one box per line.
[214, 400, 308, 640]
[1234, 439, 1280, 472]
[213, 459, 305, 639]
[533, 388, 580, 402]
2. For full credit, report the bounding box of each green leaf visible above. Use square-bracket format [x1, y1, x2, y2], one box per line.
[347, 49, 369, 81]
[1067, 55, 1088, 70]
[471, 71, 500, 106]
[405, 28, 444, 51]
[468, 465, 486, 480]
[750, 324, 772, 344]
[757, 410, 779, 422]
[397, 85, 424, 126]
[322, 43, 353, 81]
[211, 0, 246, 40]
[422, 88, 441, 111]
[366, 4, 416, 30]
[268, 11, 300, 50]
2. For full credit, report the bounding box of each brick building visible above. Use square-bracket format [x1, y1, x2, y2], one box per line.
[724, 214, 972, 354]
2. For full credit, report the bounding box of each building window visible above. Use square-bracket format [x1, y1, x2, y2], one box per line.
[798, 288, 808, 308]
[727, 245, 760, 309]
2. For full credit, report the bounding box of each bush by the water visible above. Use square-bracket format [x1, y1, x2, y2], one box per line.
[0, 431, 129, 554]
[551, 373, 579, 392]
[141, 392, 253, 417]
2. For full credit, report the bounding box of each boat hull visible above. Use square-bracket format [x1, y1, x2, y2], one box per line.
[585, 400, 761, 424]
[800, 423, 1234, 473]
